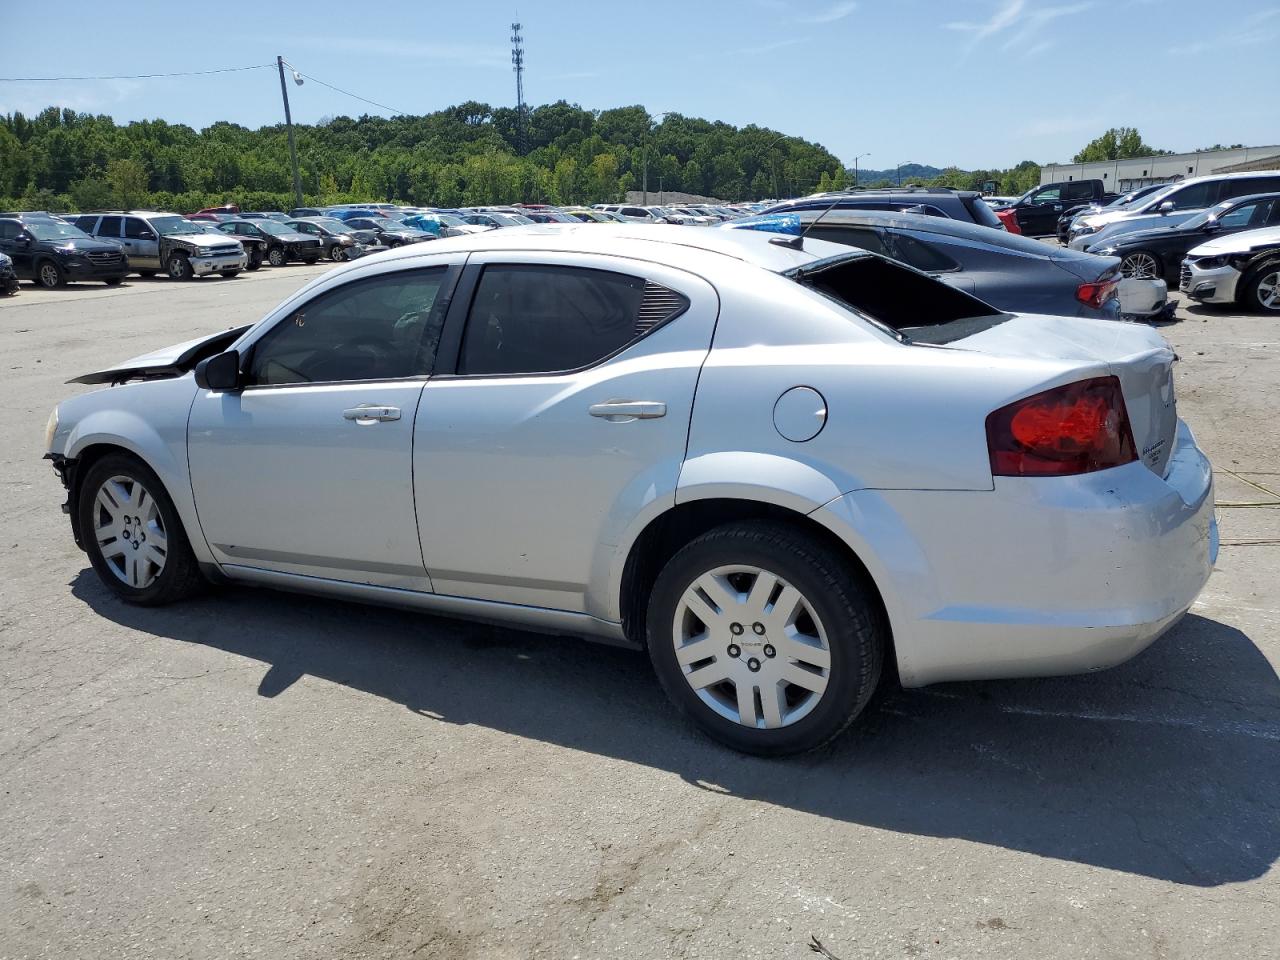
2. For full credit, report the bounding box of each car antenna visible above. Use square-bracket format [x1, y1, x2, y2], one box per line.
[768, 192, 848, 251]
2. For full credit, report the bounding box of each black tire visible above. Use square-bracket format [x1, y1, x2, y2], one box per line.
[267, 247, 286, 267]
[329, 245, 347, 262]
[646, 520, 884, 756]
[1241, 259, 1280, 314]
[138, 270, 156, 278]
[36, 259, 65, 288]
[302, 256, 319, 265]
[104, 277, 124, 286]
[166, 253, 194, 281]
[219, 270, 240, 279]
[246, 250, 263, 271]
[78, 453, 205, 606]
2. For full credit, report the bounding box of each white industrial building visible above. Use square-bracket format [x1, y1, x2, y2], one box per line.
[1040, 144, 1280, 192]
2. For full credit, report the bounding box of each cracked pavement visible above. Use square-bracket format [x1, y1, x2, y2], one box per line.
[1, 267, 1277, 959]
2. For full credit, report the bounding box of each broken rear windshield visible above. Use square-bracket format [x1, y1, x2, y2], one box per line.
[784, 252, 1011, 345]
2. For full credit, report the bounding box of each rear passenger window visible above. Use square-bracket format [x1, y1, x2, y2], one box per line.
[459, 264, 686, 376]
[1166, 182, 1216, 209]
[97, 216, 122, 237]
[806, 226, 891, 256]
[889, 233, 960, 272]
[1066, 182, 1095, 201]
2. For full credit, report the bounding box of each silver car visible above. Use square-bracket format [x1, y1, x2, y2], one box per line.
[45, 225, 1215, 755]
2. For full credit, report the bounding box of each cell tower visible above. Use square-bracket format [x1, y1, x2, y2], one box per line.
[511, 22, 526, 153]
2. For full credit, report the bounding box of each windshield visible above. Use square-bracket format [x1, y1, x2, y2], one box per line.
[254, 220, 294, 236]
[151, 215, 204, 236]
[25, 221, 90, 240]
[509, 214, 534, 224]
[436, 214, 464, 226]
[311, 218, 350, 232]
[1138, 184, 1180, 210]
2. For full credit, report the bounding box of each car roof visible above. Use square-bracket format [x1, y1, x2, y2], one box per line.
[330, 223, 853, 275]
[792, 208, 1047, 248]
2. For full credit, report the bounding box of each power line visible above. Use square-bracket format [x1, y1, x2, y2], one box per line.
[293, 70, 406, 116]
[0, 64, 274, 82]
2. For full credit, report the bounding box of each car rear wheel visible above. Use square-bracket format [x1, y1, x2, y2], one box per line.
[78, 453, 204, 605]
[1243, 261, 1280, 313]
[267, 247, 286, 267]
[219, 270, 240, 279]
[166, 253, 194, 281]
[36, 260, 65, 288]
[1119, 251, 1161, 280]
[245, 250, 262, 271]
[104, 277, 123, 286]
[647, 521, 884, 756]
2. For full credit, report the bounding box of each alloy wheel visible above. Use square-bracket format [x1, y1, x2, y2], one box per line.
[39, 263, 60, 287]
[1119, 252, 1160, 280]
[671, 565, 831, 729]
[1257, 270, 1279, 311]
[92, 475, 168, 589]
[268, 248, 286, 267]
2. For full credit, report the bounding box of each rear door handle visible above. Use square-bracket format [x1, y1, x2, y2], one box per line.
[588, 400, 667, 422]
[343, 404, 401, 423]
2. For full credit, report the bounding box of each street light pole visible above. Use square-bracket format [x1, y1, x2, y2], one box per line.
[277, 56, 304, 210]
[897, 160, 913, 187]
[853, 152, 870, 189]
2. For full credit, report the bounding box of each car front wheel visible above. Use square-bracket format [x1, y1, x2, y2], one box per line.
[1243, 260, 1280, 313]
[37, 260, 65, 288]
[330, 245, 347, 262]
[166, 253, 194, 280]
[647, 521, 884, 756]
[78, 453, 205, 605]
[267, 247, 286, 267]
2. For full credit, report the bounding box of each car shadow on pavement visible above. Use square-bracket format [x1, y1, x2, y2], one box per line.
[72, 572, 1278, 889]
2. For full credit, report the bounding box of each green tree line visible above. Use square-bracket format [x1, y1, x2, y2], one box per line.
[0, 102, 848, 212]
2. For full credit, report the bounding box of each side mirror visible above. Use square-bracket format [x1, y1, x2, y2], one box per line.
[194, 350, 241, 392]
[1202, 218, 1221, 231]
[140, 230, 155, 240]
[1158, 200, 1175, 214]
[16, 233, 32, 246]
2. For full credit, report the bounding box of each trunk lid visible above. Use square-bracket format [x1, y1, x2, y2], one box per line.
[952, 314, 1177, 476]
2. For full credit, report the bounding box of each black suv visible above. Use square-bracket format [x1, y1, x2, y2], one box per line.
[761, 188, 1005, 230]
[0, 214, 128, 287]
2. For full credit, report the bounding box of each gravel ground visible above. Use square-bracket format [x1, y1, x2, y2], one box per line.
[1, 264, 1277, 960]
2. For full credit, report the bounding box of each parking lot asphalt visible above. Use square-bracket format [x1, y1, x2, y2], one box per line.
[1, 265, 1277, 960]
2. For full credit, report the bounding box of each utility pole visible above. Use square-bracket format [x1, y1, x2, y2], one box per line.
[853, 152, 870, 189]
[642, 122, 649, 205]
[277, 56, 303, 209]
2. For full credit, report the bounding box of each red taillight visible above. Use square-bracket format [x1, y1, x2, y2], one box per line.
[1076, 277, 1119, 309]
[995, 209, 1021, 234]
[986, 376, 1137, 477]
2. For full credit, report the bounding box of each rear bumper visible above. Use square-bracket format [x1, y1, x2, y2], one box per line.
[813, 419, 1216, 687]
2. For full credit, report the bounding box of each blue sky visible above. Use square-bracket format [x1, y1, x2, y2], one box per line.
[2, 0, 1277, 169]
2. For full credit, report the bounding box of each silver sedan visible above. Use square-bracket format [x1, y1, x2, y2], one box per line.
[45, 225, 1216, 755]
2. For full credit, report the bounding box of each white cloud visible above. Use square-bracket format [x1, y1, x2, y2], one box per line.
[945, 0, 1026, 40]
[800, 1, 858, 24]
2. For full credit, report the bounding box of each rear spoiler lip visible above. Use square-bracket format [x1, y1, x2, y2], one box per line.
[68, 325, 251, 385]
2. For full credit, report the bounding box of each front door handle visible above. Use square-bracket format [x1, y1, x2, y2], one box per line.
[588, 400, 666, 422]
[343, 404, 401, 424]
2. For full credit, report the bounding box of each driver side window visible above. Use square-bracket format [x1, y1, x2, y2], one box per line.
[247, 267, 449, 386]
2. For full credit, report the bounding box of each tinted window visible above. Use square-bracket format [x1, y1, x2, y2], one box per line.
[805, 225, 890, 256]
[889, 233, 960, 272]
[0, 220, 17, 240]
[123, 217, 150, 239]
[97, 216, 123, 237]
[1165, 182, 1216, 210]
[248, 268, 449, 386]
[1222, 177, 1280, 199]
[459, 265, 652, 376]
[73, 215, 98, 232]
[1065, 182, 1095, 201]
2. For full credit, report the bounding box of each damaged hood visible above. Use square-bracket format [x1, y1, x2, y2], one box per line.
[69, 326, 249, 385]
